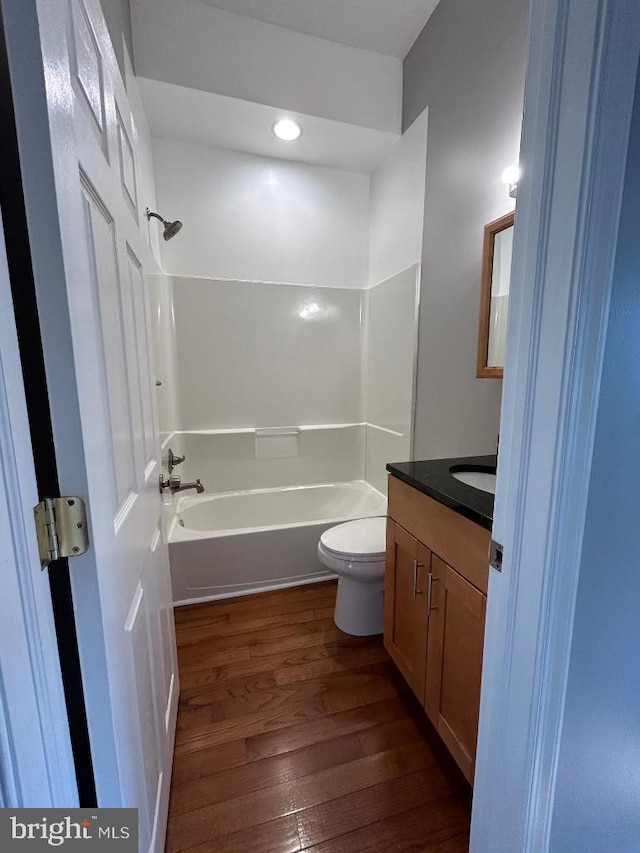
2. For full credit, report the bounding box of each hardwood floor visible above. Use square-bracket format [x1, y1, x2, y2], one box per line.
[166, 580, 471, 853]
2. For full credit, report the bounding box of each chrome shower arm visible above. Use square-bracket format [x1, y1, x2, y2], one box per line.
[146, 208, 166, 225]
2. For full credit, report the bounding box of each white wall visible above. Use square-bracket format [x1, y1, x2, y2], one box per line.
[404, 0, 527, 460]
[152, 138, 370, 288]
[131, 0, 401, 133]
[139, 79, 399, 176]
[123, 50, 163, 268]
[98, 0, 133, 78]
[172, 277, 364, 430]
[369, 109, 428, 287]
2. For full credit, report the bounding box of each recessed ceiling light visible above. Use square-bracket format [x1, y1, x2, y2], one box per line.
[272, 119, 303, 142]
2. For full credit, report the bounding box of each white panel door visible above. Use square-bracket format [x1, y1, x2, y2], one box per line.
[23, 0, 179, 849]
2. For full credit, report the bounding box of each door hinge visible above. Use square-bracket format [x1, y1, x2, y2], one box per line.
[34, 496, 89, 569]
[489, 538, 504, 572]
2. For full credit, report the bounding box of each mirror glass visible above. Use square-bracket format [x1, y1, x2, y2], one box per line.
[487, 223, 513, 367]
[476, 211, 514, 378]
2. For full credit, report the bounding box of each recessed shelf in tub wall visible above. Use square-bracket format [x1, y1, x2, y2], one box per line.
[254, 426, 300, 459]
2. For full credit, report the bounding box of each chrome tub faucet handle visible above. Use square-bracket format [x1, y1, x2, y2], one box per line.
[166, 447, 185, 474]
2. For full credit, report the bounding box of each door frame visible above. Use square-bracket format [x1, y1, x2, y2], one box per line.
[471, 1, 640, 850]
[0, 162, 80, 809]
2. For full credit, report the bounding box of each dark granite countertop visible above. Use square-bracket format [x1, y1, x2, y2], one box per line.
[386, 455, 496, 531]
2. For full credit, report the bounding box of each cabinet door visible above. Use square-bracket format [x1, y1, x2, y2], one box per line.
[425, 555, 486, 783]
[384, 519, 431, 699]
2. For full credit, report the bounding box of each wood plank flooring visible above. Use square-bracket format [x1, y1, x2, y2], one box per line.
[167, 580, 471, 853]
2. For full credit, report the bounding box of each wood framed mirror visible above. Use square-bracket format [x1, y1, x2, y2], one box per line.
[476, 211, 514, 378]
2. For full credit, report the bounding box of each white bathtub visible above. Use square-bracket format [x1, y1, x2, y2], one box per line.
[168, 481, 386, 605]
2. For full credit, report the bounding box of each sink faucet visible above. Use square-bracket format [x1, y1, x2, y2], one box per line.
[159, 474, 205, 495]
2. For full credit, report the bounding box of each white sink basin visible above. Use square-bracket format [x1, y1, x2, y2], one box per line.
[450, 469, 496, 494]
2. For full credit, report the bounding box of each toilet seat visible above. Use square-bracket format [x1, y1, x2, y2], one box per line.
[319, 516, 387, 562]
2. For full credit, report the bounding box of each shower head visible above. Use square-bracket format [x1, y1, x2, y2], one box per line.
[162, 219, 182, 241]
[146, 208, 183, 241]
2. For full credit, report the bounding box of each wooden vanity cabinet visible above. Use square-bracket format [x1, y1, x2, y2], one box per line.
[425, 555, 487, 781]
[385, 475, 490, 783]
[384, 519, 431, 699]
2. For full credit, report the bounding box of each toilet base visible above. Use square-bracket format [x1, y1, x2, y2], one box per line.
[334, 575, 384, 636]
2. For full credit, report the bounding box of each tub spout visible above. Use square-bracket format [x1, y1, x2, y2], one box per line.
[177, 479, 205, 494]
[159, 474, 205, 494]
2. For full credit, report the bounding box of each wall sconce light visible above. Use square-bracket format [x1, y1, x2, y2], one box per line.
[501, 164, 520, 199]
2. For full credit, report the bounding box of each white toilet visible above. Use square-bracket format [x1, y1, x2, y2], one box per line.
[317, 516, 387, 636]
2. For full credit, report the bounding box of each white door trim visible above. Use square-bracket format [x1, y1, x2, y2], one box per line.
[471, 1, 640, 851]
[0, 204, 78, 808]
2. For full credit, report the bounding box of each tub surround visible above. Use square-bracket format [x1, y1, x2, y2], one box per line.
[161, 270, 419, 496]
[164, 426, 366, 494]
[364, 265, 420, 493]
[386, 455, 496, 531]
[172, 279, 364, 429]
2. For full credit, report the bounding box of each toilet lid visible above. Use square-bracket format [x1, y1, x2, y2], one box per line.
[320, 516, 387, 561]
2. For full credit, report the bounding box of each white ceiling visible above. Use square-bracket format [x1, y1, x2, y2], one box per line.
[139, 78, 400, 174]
[195, 0, 440, 59]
